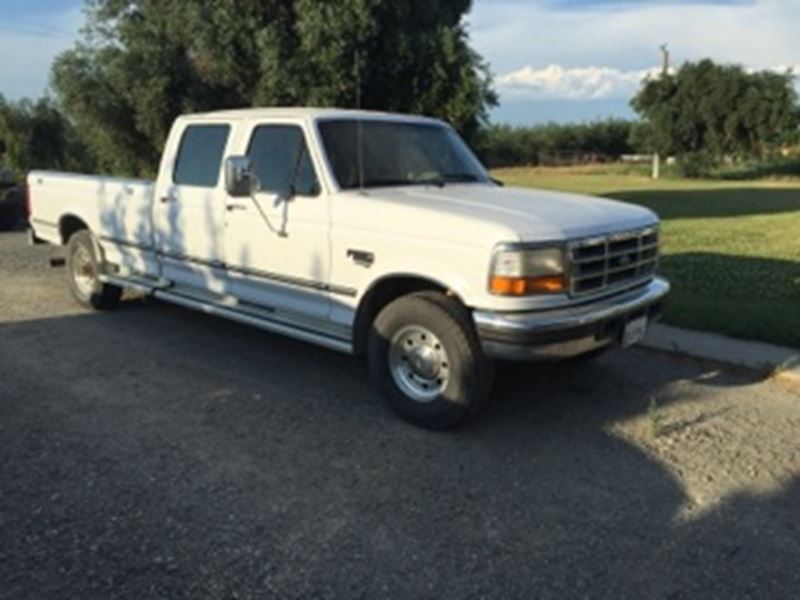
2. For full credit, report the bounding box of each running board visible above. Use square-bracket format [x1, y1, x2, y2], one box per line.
[99, 273, 168, 295]
[153, 289, 353, 355]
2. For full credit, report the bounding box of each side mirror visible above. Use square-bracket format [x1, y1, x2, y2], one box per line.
[225, 156, 257, 197]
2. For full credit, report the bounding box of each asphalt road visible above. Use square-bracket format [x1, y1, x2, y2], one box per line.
[1, 230, 799, 599]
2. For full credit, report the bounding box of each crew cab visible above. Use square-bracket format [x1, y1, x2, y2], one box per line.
[28, 108, 669, 428]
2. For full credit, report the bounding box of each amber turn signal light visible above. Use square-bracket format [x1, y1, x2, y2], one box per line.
[490, 275, 566, 296]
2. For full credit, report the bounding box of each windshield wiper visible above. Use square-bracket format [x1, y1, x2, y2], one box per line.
[345, 173, 484, 190]
[351, 178, 416, 189]
[440, 173, 484, 183]
[414, 173, 483, 188]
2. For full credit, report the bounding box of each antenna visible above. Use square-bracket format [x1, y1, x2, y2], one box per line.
[355, 48, 362, 110]
[660, 43, 670, 76]
[355, 47, 365, 194]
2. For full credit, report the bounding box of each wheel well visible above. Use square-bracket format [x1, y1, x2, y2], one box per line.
[59, 215, 88, 244]
[353, 276, 464, 356]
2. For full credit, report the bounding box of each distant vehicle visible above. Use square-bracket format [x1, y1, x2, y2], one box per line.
[0, 182, 24, 230]
[27, 108, 670, 429]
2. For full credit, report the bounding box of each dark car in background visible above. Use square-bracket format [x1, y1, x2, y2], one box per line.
[0, 182, 25, 230]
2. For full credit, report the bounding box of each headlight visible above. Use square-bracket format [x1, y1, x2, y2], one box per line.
[489, 245, 567, 296]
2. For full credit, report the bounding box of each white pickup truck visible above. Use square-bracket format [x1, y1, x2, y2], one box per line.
[28, 108, 669, 428]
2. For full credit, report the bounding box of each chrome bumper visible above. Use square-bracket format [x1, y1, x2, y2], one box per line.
[473, 277, 670, 361]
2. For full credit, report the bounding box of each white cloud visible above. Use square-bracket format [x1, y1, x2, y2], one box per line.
[472, 0, 800, 111]
[471, 0, 800, 92]
[497, 63, 800, 102]
[497, 65, 662, 100]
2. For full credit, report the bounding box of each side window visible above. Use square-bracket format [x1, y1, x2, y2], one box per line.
[247, 125, 320, 197]
[173, 125, 230, 187]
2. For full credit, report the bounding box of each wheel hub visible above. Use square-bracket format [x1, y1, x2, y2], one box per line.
[388, 325, 450, 403]
[72, 245, 96, 297]
[408, 345, 440, 379]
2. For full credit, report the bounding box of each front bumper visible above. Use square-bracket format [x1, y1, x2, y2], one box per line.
[473, 277, 670, 361]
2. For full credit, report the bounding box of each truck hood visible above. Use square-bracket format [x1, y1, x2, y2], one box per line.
[363, 184, 657, 242]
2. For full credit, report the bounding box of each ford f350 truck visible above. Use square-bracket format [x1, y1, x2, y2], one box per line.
[28, 108, 669, 428]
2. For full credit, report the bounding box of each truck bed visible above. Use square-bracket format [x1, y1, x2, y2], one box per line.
[28, 171, 157, 276]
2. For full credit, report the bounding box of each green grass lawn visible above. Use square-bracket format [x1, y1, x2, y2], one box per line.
[494, 166, 800, 349]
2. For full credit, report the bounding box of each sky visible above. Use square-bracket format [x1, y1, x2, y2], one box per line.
[1, 0, 798, 125]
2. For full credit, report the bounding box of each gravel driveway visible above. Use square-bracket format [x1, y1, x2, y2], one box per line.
[1, 230, 798, 599]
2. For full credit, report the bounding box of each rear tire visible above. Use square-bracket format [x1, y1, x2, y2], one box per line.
[66, 230, 122, 310]
[367, 292, 494, 429]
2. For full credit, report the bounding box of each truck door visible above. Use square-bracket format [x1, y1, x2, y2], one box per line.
[153, 122, 231, 293]
[223, 121, 333, 323]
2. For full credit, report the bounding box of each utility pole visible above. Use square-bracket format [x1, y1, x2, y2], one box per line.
[652, 43, 670, 180]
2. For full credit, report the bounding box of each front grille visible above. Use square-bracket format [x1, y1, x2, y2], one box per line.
[568, 226, 659, 297]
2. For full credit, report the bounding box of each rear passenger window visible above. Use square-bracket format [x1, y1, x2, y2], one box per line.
[247, 125, 320, 198]
[173, 125, 230, 187]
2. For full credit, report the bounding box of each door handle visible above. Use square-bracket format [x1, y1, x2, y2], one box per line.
[347, 249, 374, 267]
[226, 204, 248, 212]
[160, 195, 176, 204]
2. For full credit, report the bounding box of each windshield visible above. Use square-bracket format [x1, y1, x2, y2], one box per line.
[318, 119, 489, 190]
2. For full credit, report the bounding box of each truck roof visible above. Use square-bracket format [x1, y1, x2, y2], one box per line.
[182, 107, 445, 125]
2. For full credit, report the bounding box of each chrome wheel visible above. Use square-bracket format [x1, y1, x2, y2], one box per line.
[72, 244, 96, 298]
[388, 325, 450, 403]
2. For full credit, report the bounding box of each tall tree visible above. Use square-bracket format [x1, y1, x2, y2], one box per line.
[0, 95, 91, 178]
[52, 0, 496, 177]
[631, 59, 798, 173]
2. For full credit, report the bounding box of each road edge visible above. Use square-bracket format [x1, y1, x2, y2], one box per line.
[642, 323, 800, 388]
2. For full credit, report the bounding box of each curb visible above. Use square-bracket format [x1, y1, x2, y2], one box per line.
[642, 323, 800, 387]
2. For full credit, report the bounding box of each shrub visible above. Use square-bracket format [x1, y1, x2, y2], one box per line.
[477, 119, 637, 168]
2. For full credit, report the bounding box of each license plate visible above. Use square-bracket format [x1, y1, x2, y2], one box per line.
[622, 315, 648, 348]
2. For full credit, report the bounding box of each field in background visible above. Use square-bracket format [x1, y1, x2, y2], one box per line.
[494, 165, 800, 349]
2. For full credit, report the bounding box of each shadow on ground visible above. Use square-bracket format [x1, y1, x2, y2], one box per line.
[606, 187, 800, 220]
[657, 252, 800, 349]
[1, 300, 798, 598]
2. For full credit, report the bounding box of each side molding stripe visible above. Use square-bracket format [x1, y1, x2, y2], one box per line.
[155, 250, 358, 298]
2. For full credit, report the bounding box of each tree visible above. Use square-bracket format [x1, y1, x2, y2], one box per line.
[476, 120, 636, 168]
[0, 95, 92, 179]
[631, 59, 799, 174]
[52, 0, 496, 177]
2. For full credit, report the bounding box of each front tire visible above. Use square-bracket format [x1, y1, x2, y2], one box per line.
[66, 230, 122, 310]
[368, 292, 494, 429]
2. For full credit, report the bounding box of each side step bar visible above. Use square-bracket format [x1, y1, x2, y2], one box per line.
[97, 273, 354, 354]
[99, 273, 168, 295]
[153, 289, 353, 355]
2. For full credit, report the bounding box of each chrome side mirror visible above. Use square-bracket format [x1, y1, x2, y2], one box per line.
[225, 156, 257, 197]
